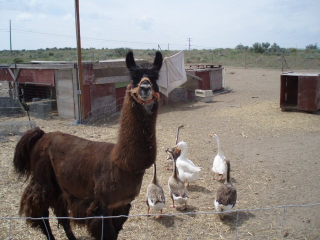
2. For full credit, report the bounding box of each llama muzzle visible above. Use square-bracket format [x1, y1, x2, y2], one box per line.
[128, 77, 160, 105]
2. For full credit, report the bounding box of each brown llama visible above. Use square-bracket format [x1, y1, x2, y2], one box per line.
[13, 51, 163, 240]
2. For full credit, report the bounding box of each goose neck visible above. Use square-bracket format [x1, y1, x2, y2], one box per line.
[215, 137, 222, 155]
[225, 160, 231, 184]
[179, 146, 188, 159]
[152, 163, 158, 184]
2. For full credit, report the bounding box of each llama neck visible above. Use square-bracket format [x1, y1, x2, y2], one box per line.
[112, 90, 158, 173]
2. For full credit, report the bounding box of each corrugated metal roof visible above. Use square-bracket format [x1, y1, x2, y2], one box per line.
[282, 72, 320, 77]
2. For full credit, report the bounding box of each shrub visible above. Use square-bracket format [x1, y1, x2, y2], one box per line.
[114, 48, 132, 57]
[305, 43, 318, 50]
[251, 42, 264, 53]
[235, 43, 249, 50]
[13, 58, 23, 63]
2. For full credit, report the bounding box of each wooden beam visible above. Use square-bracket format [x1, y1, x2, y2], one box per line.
[75, 0, 85, 123]
[7, 68, 20, 99]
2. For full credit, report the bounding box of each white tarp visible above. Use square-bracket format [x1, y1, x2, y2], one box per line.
[158, 51, 187, 97]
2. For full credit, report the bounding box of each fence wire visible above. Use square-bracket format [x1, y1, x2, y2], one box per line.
[1, 203, 319, 240]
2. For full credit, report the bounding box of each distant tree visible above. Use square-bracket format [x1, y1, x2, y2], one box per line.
[48, 52, 54, 56]
[251, 42, 264, 53]
[264, 43, 282, 55]
[261, 42, 270, 51]
[235, 43, 249, 50]
[114, 48, 132, 57]
[250, 42, 280, 54]
[305, 43, 318, 50]
[13, 58, 23, 63]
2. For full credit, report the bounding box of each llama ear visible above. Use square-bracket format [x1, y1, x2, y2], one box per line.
[152, 51, 163, 72]
[126, 51, 136, 71]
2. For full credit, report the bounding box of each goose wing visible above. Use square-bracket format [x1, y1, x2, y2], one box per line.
[177, 160, 201, 173]
[168, 176, 188, 199]
[147, 184, 165, 205]
[216, 184, 237, 207]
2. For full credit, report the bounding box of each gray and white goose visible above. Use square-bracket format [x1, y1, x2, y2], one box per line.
[166, 125, 183, 170]
[146, 163, 166, 218]
[214, 160, 237, 220]
[167, 147, 189, 210]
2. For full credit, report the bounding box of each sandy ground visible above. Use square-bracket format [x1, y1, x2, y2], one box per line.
[1, 67, 320, 240]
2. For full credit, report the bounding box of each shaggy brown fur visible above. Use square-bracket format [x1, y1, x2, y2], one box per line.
[13, 51, 163, 240]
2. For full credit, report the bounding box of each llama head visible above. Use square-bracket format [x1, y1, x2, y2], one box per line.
[126, 51, 163, 104]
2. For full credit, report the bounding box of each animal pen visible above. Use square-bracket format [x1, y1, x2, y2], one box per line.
[1, 64, 320, 239]
[0, 61, 225, 122]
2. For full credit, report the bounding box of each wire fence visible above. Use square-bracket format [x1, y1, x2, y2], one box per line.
[1, 87, 199, 126]
[1, 203, 319, 239]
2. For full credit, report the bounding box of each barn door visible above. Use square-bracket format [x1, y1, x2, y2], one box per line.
[55, 69, 78, 119]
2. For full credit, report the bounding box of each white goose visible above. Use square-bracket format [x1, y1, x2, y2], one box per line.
[146, 163, 166, 218]
[175, 141, 201, 187]
[214, 160, 237, 220]
[167, 147, 188, 210]
[210, 133, 227, 181]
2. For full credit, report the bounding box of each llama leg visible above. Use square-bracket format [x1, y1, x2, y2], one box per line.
[52, 199, 76, 240]
[20, 181, 55, 240]
[87, 202, 118, 240]
[112, 203, 131, 235]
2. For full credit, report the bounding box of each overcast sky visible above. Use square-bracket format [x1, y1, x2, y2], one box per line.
[0, 0, 319, 50]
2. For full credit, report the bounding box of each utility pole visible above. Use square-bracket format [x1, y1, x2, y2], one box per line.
[74, 0, 85, 123]
[187, 38, 191, 50]
[281, 49, 284, 71]
[9, 20, 12, 52]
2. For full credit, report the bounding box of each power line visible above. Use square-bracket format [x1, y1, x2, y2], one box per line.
[2, 28, 218, 50]
[9, 28, 190, 48]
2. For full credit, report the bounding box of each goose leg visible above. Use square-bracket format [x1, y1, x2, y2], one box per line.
[183, 202, 188, 211]
[171, 199, 176, 208]
[155, 209, 163, 219]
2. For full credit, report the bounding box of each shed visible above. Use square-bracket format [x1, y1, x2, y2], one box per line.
[280, 72, 320, 112]
[186, 65, 225, 92]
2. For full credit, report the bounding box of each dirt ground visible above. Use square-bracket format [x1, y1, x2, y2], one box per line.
[1, 67, 320, 240]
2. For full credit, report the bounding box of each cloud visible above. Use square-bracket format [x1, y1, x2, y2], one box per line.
[23, 0, 42, 7]
[17, 13, 33, 22]
[38, 13, 46, 19]
[63, 13, 74, 22]
[136, 16, 154, 31]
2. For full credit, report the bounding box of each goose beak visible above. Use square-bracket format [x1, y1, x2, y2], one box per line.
[209, 132, 215, 137]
